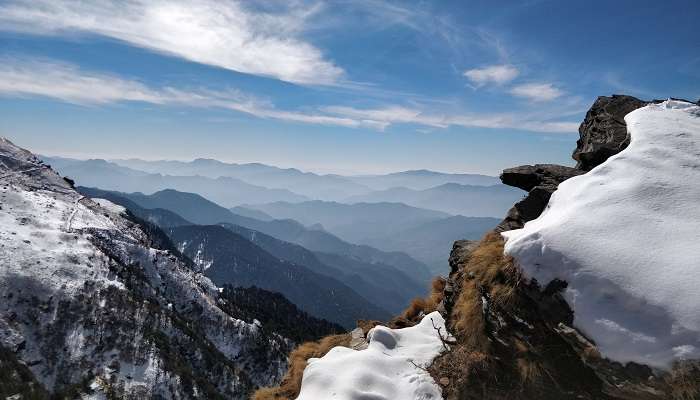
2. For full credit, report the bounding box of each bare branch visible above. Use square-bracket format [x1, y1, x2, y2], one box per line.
[431, 317, 453, 351]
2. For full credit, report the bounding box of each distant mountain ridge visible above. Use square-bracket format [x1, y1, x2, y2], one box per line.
[345, 182, 523, 217]
[346, 169, 500, 190]
[361, 215, 500, 275]
[42, 156, 309, 206]
[109, 157, 502, 200]
[247, 200, 499, 275]
[245, 200, 451, 245]
[111, 157, 371, 200]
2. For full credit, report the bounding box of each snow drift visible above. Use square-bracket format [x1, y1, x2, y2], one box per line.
[296, 311, 450, 400]
[503, 100, 700, 367]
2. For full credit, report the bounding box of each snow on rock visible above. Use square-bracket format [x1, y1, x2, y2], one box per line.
[0, 137, 289, 397]
[502, 100, 700, 367]
[92, 198, 127, 215]
[296, 311, 449, 400]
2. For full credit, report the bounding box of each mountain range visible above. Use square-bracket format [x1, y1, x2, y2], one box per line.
[244, 201, 501, 274]
[78, 187, 431, 316]
[344, 183, 523, 217]
[346, 169, 500, 190]
[244, 200, 450, 243]
[44, 156, 520, 218]
[112, 157, 370, 201]
[110, 159, 502, 200]
[42, 156, 309, 206]
[1, 138, 335, 398]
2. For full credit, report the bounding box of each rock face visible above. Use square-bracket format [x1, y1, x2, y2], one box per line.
[448, 240, 478, 274]
[573, 95, 648, 171]
[497, 164, 583, 232]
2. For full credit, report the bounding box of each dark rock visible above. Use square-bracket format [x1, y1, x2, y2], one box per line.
[448, 240, 478, 274]
[573, 95, 648, 171]
[500, 164, 583, 192]
[62, 176, 75, 188]
[497, 164, 582, 232]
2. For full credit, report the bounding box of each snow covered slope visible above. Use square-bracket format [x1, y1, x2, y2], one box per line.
[503, 100, 700, 367]
[0, 138, 289, 397]
[296, 311, 450, 400]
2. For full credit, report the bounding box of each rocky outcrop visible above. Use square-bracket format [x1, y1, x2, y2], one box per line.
[497, 165, 583, 231]
[497, 95, 650, 231]
[433, 96, 700, 399]
[500, 164, 583, 192]
[573, 95, 648, 171]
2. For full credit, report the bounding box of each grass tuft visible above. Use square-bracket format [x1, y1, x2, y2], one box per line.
[253, 334, 351, 400]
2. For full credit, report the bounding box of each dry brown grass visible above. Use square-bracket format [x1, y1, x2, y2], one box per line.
[666, 361, 700, 400]
[253, 333, 351, 400]
[516, 358, 542, 385]
[356, 319, 381, 335]
[428, 346, 490, 396]
[390, 276, 446, 328]
[449, 231, 520, 348]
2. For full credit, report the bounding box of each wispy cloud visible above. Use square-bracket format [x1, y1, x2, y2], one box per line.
[509, 82, 564, 102]
[0, 57, 372, 128]
[464, 64, 519, 87]
[324, 105, 579, 133]
[0, 0, 343, 86]
[0, 57, 578, 133]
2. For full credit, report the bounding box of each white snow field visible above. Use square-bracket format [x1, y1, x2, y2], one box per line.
[503, 100, 700, 367]
[296, 311, 450, 400]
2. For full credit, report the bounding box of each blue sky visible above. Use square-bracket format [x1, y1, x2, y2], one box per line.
[0, 0, 698, 175]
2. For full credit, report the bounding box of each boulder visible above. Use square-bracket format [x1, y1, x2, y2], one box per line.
[573, 95, 648, 171]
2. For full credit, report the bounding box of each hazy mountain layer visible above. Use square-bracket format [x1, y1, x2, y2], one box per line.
[362, 215, 500, 275]
[42, 156, 309, 206]
[93, 188, 434, 284]
[168, 225, 390, 328]
[221, 223, 425, 314]
[346, 169, 500, 190]
[112, 157, 371, 200]
[345, 183, 523, 217]
[79, 187, 430, 314]
[245, 200, 450, 244]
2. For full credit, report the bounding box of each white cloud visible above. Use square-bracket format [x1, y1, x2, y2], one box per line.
[323, 106, 449, 129]
[325, 105, 579, 133]
[0, 58, 368, 128]
[510, 83, 564, 102]
[0, 57, 578, 134]
[0, 0, 343, 86]
[463, 65, 519, 86]
[595, 319, 657, 344]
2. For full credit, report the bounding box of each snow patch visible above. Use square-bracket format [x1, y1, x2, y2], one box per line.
[0, 187, 125, 297]
[296, 311, 449, 400]
[93, 198, 127, 215]
[502, 100, 700, 367]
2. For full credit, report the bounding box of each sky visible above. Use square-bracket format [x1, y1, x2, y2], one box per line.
[0, 0, 698, 175]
